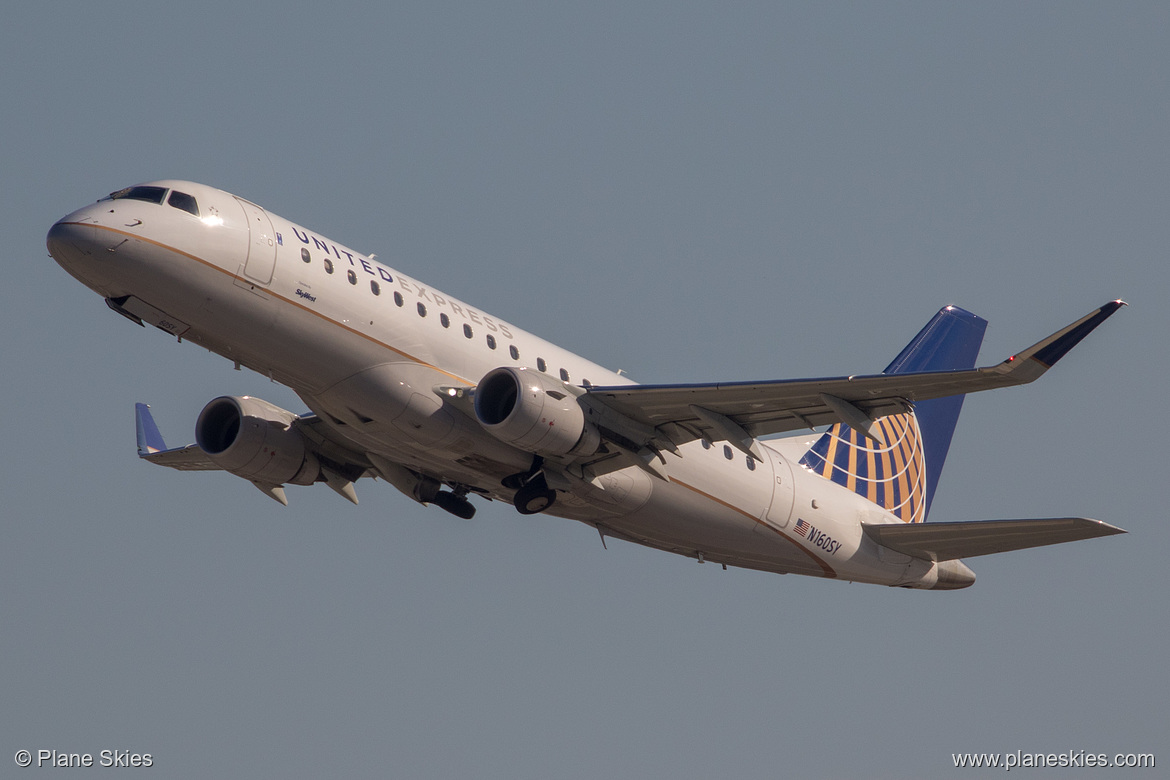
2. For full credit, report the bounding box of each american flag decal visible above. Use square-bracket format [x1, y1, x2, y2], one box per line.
[794, 518, 811, 538]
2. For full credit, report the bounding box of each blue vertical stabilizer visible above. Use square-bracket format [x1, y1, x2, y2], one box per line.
[800, 306, 987, 522]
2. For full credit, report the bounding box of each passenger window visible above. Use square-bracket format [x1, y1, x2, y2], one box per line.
[486, 335, 497, 350]
[440, 313, 450, 328]
[509, 345, 520, 360]
[417, 302, 427, 317]
[324, 258, 334, 274]
[394, 292, 404, 307]
[347, 270, 357, 285]
[537, 358, 547, 372]
[701, 439, 711, 450]
[370, 281, 380, 296]
[301, 248, 311, 263]
[723, 445, 733, 460]
[463, 324, 473, 339]
[746, 457, 756, 471]
[167, 190, 199, 216]
[559, 368, 569, 382]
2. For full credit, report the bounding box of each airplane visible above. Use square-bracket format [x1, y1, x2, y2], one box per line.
[46, 179, 1126, 590]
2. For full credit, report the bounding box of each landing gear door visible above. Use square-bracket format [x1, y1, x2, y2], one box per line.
[235, 197, 277, 285]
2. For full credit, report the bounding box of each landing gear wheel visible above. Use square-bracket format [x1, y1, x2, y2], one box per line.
[432, 490, 476, 519]
[514, 478, 556, 515]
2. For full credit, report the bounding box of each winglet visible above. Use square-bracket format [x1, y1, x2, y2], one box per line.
[135, 403, 168, 456]
[1007, 300, 1126, 371]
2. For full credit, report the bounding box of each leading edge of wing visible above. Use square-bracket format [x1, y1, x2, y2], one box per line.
[862, 517, 1126, 561]
[585, 300, 1126, 438]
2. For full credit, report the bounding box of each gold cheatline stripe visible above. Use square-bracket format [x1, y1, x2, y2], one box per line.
[865, 435, 878, 504]
[907, 428, 920, 519]
[904, 417, 924, 522]
[901, 416, 924, 523]
[878, 421, 894, 510]
[822, 426, 841, 479]
[75, 222, 473, 386]
[888, 416, 911, 521]
[81, 221, 842, 578]
[845, 426, 858, 493]
[670, 478, 838, 578]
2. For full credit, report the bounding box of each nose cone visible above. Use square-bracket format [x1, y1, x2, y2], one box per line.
[47, 217, 93, 261]
[931, 559, 976, 590]
[47, 208, 113, 292]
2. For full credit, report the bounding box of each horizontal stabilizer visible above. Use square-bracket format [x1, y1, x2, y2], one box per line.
[863, 517, 1125, 561]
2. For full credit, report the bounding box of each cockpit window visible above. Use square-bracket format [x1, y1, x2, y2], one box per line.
[167, 190, 199, 216]
[102, 185, 168, 205]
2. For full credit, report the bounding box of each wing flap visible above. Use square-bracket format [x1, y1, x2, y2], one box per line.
[141, 444, 221, 471]
[863, 517, 1126, 561]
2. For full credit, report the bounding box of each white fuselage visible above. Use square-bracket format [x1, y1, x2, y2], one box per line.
[48, 180, 950, 587]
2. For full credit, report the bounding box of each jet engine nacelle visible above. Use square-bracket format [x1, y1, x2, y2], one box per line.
[474, 367, 600, 457]
[195, 395, 319, 486]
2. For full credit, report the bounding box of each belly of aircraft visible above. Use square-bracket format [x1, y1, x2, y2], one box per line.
[563, 476, 830, 577]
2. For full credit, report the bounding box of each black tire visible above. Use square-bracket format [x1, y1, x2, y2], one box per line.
[432, 491, 476, 519]
[514, 482, 556, 515]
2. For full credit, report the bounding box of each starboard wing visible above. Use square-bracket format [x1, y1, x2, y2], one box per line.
[582, 301, 1125, 451]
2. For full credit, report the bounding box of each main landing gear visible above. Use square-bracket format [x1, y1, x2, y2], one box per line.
[415, 477, 476, 519]
[503, 457, 557, 515]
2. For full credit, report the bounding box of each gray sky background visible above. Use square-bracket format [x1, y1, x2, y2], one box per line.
[3, 3, 1167, 777]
